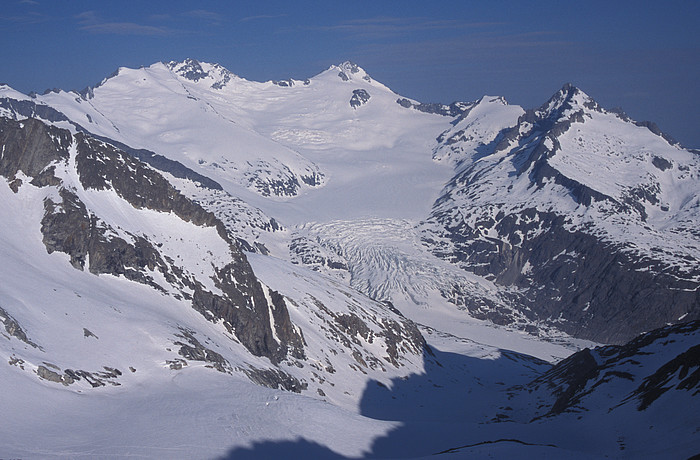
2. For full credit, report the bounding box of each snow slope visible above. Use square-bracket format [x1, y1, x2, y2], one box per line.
[423, 84, 700, 342]
[0, 164, 585, 458]
[432, 95, 525, 166]
[0, 115, 432, 405]
[34, 59, 453, 224]
[1, 61, 698, 458]
[23, 59, 587, 345]
[35, 61, 325, 200]
[1, 62, 591, 354]
[7, 63, 698, 344]
[0, 116, 431, 458]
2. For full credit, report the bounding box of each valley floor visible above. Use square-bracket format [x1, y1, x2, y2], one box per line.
[4, 326, 696, 459]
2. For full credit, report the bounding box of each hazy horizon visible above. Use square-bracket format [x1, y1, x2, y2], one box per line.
[3, 0, 699, 147]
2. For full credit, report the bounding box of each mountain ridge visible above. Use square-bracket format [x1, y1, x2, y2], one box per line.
[422, 80, 699, 343]
[3, 62, 697, 344]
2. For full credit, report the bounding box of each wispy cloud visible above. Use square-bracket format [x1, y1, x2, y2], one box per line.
[182, 9, 223, 24]
[352, 30, 572, 68]
[76, 10, 169, 36]
[308, 16, 504, 39]
[239, 13, 287, 23]
[80, 22, 169, 35]
[1, 11, 47, 24]
[2, 0, 47, 25]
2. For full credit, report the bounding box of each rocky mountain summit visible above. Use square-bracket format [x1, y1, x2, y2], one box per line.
[422, 84, 700, 343]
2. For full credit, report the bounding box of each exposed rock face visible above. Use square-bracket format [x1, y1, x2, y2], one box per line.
[37, 365, 73, 386]
[241, 367, 308, 393]
[171, 58, 209, 82]
[0, 117, 71, 182]
[0, 306, 40, 349]
[1, 96, 224, 191]
[518, 321, 700, 418]
[0, 97, 72, 124]
[0, 116, 305, 364]
[350, 89, 370, 109]
[273, 79, 296, 87]
[426, 206, 699, 343]
[174, 328, 232, 373]
[289, 234, 349, 271]
[423, 84, 700, 344]
[396, 97, 473, 117]
[303, 294, 425, 371]
[243, 159, 323, 197]
[75, 134, 221, 228]
[41, 188, 91, 270]
[335, 61, 372, 83]
[190, 268, 303, 364]
[85, 133, 223, 191]
[36, 364, 122, 387]
[166, 58, 235, 90]
[631, 343, 700, 410]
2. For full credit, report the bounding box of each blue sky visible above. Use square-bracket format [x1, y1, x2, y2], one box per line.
[2, 0, 699, 147]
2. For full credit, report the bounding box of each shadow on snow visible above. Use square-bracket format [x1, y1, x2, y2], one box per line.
[220, 344, 550, 459]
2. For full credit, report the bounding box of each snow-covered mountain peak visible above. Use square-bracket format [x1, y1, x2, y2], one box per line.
[0, 84, 32, 102]
[432, 94, 524, 165]
[166, 58, 239, 89]
[77, 59, 240, 99]
[2, 58, 699, 459]
[335, 60, 372, 82]
[477, 95, 509, 107]
[535, 83, 599, 122]
[425, 81, 700, 344]
[312, 60, 386, 90]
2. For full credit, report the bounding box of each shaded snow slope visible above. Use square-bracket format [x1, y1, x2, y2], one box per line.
[423, 84, 700, 343]
[0, 116, 429, 405]
[433, 95, 525, 166]
[288, 218, 593, 361]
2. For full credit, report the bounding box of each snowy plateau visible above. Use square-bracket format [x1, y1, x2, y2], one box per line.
[0, 58, 698, 458]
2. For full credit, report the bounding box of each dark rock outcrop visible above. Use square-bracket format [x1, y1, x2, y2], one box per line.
[174, 328, 232, 373]
[0, 97, 72, 125]
[85, 133, 223, 190]
[520, 321, 700, 417]
[0, 306, 40, 349]
[37, 365, 73, 386]
[350, 89, 370, 109]
[0, 117, 71, 182]
[1, 96, 223, 190]
[241, 367, 308, 393]
[631, 344, 700, 410]
[242, 159, 323, 198]
[427, 205, 699, 344]
[0, 116, 306, 365]
[170, 58, 209, 82]
[396, 98, 472, 117]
